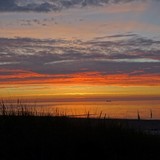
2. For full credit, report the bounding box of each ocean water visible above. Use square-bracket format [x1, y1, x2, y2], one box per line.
[34, 100, 160, 120]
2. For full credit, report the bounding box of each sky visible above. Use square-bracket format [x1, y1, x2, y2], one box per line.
[0, 0, 160, 101]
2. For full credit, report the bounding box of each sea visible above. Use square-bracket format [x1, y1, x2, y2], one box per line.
[23, 99, 160, 120]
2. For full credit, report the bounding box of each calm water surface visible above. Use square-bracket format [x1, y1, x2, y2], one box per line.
[35, 100, 160, 119]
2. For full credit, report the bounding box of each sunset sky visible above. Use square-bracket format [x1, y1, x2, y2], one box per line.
[0, 0, 160, 101]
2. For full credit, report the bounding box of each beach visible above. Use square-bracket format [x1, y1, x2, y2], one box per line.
[0, 115, 160, 160]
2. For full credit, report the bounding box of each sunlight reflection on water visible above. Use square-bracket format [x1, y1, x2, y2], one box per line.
[35, 100, 160, 119]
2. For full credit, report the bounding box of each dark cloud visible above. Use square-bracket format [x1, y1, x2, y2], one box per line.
[0, 0, 156, 12]
[20, 2, 59, 12]
[0, 0, 59, 12]
[0, 0, 17, 11]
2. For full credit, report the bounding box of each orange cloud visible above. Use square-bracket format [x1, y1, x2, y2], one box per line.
[55, 72, 160, 86]
[0, 70, 159, 86]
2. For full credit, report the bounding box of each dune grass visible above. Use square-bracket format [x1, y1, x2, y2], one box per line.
[0, 99, 54, 117]
[0, 100, 160, 160]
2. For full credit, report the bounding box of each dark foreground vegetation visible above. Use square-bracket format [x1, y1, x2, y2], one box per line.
[0, 101, 160, 160]
[1, 116, 160, 160]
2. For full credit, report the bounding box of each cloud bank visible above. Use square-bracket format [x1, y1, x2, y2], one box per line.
[0, 33, 160, 86]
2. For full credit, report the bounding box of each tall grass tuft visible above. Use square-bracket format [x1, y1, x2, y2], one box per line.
[137, 110, 141, 120]
[0, 99, 71, 117]
[0, 100, 6, 116]
[0, 100, 46, 117]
